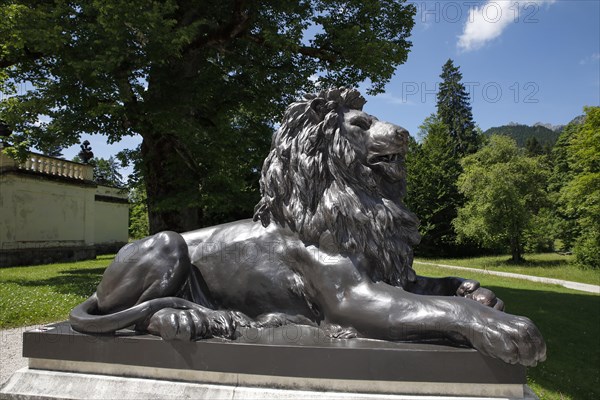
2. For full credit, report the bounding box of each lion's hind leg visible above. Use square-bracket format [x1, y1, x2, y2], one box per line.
[72, 231, 227, 339]
[95, 231, 193, 314]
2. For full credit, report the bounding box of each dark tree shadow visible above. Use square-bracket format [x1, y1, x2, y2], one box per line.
[488, 259, 568, 269]
[6, 267, 105, 297]
[63, 268, 107, 275]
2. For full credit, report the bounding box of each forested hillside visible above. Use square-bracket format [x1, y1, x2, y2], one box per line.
[484, 124, 561, 148]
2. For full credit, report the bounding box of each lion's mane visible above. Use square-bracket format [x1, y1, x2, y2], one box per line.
[253, 88, 420, 288]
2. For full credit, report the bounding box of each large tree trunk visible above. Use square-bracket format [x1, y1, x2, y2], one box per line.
[140, 132, 202, 234]
[509, 235, 524, 263]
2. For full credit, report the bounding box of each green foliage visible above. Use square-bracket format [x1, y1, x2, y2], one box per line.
[73, 154, 124, 188]
[558, 107, 600, 269]
[129, 183, 150, 240]
[39, 143, 63, 157]
[454, 135, 550, 262]
[548, 122, 580, 250]
[523, 208, 556, 253]
[406, 115, 464, 254]
[436, 59, 479, 156]
[92, 156, 124, 187]
[0, 0, 416, 232]
[485, 124, 560, 150]
[525, 136, 544, 156]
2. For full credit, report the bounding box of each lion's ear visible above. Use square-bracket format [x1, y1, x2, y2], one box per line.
[345, 89, 367, 110]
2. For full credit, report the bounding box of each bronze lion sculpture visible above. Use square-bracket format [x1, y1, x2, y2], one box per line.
[71, 88, 546, 367]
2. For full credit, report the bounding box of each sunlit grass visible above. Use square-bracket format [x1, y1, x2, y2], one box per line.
[416, 253, 599, 285]
[0, 255, 111, 328]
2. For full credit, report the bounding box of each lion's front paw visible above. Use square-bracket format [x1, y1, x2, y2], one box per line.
[457, 280, 505, 311]
[472, 311, 547, 367]
[146, 307, 236, 341]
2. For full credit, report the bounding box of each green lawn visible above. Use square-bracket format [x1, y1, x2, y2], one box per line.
[1, 255, 598, 399]
[0, 255, 110, 328]
[415, 263, 600, 400]
[416, 253, 600, 286]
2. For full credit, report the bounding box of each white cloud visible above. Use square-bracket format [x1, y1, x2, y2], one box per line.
[458, 1, 556, 53]
[378, 92, 416, 106]
[580, 52, 600, 65]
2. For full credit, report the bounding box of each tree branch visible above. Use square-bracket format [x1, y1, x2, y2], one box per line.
[297, 45, 339, 63]
[0, 47, 45, 69]
[113, 61, 142, 130]
[245, 34, 339, 63]
[0, 59, 13, 69]
[182, 0, 251, 53]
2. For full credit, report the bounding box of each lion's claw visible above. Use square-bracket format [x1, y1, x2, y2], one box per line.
[457, 279, 479, 296]
[457, 280, 505, 311]
[493, 298, 505, 311]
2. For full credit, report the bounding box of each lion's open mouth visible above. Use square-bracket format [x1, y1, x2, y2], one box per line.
[368, 153, 402, 164]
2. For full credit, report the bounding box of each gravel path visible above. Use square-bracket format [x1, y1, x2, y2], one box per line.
[414, 261, 600, 294]
[0, 324, 43, 387]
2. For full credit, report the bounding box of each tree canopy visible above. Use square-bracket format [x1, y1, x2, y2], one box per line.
[1, 0, 416, 232]
[405, 115, 463, 254]
[454, 135, 549, 263]
[556, 107, 600, 268]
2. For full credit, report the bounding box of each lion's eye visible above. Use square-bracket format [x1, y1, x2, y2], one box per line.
[350, 117, 371, 130]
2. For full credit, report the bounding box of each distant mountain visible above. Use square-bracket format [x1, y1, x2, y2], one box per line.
[485, 115, 586, 150]
[568, 115, 586, 126]
[533, 122, 564, 132]
[484, 124, 560, 148]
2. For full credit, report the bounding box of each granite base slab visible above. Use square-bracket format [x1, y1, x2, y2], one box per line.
[0, 322, 537, 399]
[1, 368, 540, 400]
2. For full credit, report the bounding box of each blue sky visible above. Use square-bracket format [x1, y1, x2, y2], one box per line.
[361, 0, 600, 135]
[63, 0, 600, 166]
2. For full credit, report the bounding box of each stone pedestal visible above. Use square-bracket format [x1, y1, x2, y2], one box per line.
[0, 322, 538, 399]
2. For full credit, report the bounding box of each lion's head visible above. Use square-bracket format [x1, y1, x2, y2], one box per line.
[253, 88, 421, 287]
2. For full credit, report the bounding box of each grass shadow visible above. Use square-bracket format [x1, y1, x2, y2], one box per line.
[5, 267, 105, 297]
[63, 267, 107, 275]
[486, 285, 600, 399]
[486, 259, 566, 269]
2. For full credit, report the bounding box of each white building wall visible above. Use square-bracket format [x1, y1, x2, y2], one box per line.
[94, 186, 129, 245]
[0, 152, 129, 265]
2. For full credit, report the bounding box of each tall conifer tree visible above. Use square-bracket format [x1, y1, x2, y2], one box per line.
[437, 59, 479, 155]
[406, 60, 481, 255]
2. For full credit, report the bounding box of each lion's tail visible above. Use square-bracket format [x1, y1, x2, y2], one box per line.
[69, 293, 201, 334]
